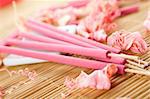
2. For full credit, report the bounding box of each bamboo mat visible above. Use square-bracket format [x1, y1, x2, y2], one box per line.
[0, 0, 150, 99]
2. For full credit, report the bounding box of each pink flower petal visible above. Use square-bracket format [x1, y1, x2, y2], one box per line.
[104, 64, 118, 78]
[91, 29, 107, 42]
[96, 70, 111, 90]
[107, 30, 148, 54]
[129, 32, 148, 54]
[64, 76, 77, 90]
[64, 64, 118, 90]
[107, 30, 129, 50]
[76, 71, 89, 88]
[130, 38, 148, 54]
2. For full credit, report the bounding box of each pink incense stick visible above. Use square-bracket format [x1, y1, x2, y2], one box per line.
[18, 31, 79, 47]
[120, 5, 139, 16]
[47, 0, 89, 11]
[25, 21, 98, 49]
[25, 19, 120, 53]
[0, 45, 125, 74]
[67, 0, 89, 8]
[5, 38, 125, 64]
[1, 31, 19, 46]
[6, 31, 19, 40]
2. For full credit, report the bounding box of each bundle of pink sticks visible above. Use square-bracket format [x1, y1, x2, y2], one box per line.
[2, 24, 126, 74]
[1, 18, 149, 75]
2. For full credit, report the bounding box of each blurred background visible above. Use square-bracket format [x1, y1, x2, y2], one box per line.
[0, 0, 66, 38]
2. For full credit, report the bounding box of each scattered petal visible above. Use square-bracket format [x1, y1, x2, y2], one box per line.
[107, 30, 148, 54]
[64, 64, 118, 91]
[129, 32, 148, 54]
[104, 64, 118, 78]
[64, 76, 77, 90]
[96, 70, 111, 89]
[90, 29, 107, 42]
[107, 30, 129, 50]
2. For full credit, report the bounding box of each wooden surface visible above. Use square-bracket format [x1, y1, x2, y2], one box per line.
[0, 0, 150, 99]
